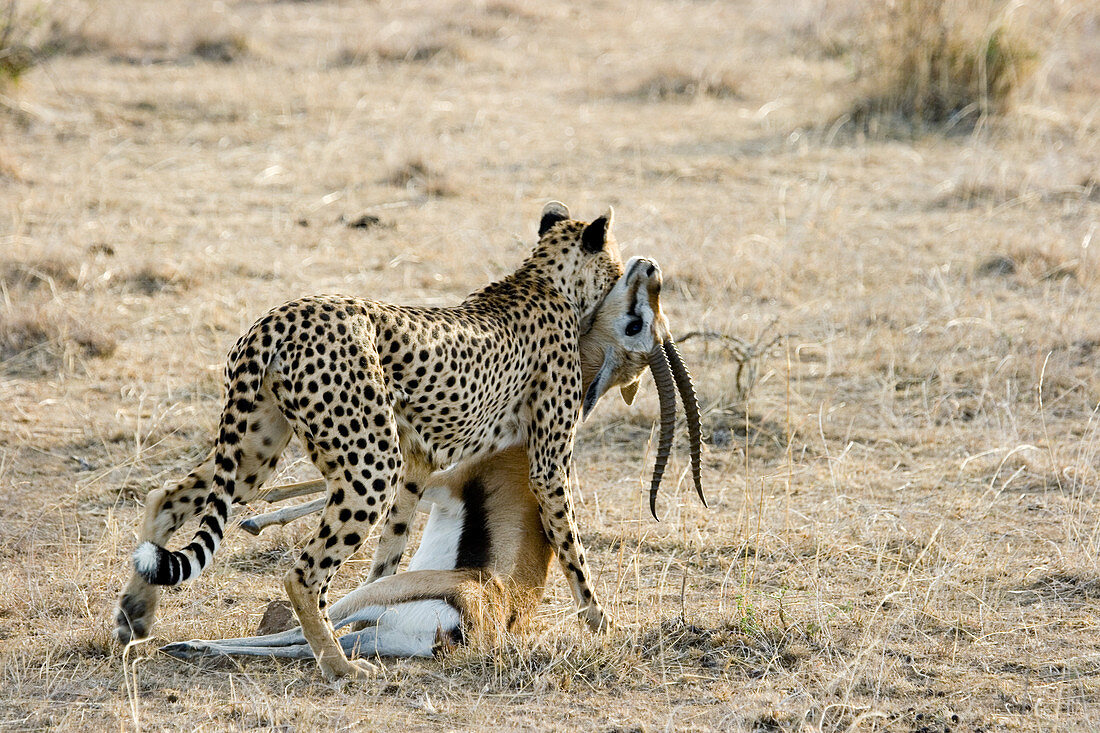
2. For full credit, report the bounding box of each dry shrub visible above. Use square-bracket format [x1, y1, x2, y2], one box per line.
[382, 158, 454, 197]
[624, 67, 740, 102]
[0, 301, 116, 375]
[851, 0, 1037, 127]
[0, 0, 40, 86]
[0, 1, 117, 85]
[191, 32, 247, 64]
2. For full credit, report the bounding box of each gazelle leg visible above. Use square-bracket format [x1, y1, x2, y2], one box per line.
[239, 498, 325, 535]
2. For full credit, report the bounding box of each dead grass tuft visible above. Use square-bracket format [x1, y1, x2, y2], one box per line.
[116, 263, 193, 295]
[190, 32, 247, 64]
[0, 258, 81, 291]
[623, 67, 741, 102]
[331, 35, 467, 68]
[0, 303, 116, 375]
[975, 254, 1016, 277]
[382, 158, 455, 198]
[440, 615, 814, 696]
[9, 3, 252, 66]
[341, 213, 388, 231]
[849, 0, 1037, 128]
[0, 145, 22, 179]
[378, 40, 460, 65]
[978, 243, 1086, 283]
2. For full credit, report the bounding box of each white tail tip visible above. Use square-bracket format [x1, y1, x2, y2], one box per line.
[132, 542, 161, 576]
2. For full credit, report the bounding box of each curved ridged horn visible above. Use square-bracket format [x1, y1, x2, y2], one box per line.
[647, 344, 678, 521]
[663, 339, 706, 507]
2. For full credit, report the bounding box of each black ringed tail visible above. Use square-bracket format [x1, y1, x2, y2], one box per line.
[133, 313, 284, 586]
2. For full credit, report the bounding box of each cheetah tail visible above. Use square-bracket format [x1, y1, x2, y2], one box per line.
[134, 324, 276, 586]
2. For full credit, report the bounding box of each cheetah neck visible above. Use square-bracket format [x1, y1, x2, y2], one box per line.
[472, 254, 588, 316]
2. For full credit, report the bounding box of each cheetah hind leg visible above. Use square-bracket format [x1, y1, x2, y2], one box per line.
[114, 389, 292, 644]
[281, 415, 404, 679]
[114, 453, 216, 644]
[365, 458, 434, 583]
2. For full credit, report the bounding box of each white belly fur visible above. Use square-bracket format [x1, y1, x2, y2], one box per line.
[408, 490, 464, 572]
[369, 488, 465, 639]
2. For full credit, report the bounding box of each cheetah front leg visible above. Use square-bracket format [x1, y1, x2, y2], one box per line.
[527, 386, 610, 633]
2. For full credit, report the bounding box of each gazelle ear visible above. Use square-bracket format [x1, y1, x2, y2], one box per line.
[581, 206, 613, 253]
[539, 201, 570, 236]
[619, 380, 639, 405]
[582, 346, 617, 421]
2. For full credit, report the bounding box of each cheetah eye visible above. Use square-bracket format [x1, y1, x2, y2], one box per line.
[624, 318, 643, 336]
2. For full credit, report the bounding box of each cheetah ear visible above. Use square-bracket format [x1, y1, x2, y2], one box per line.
[539, 201, 570, 237]
[581, 206, 613, 253]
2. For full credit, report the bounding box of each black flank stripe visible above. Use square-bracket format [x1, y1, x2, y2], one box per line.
[455, 477, 490, 570]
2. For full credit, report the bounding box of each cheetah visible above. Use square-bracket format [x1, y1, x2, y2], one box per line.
[159, 257, 704, 661]
[116, 202, 624, 680]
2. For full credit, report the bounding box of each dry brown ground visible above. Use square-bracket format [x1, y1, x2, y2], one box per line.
[1, 0, 1099, 730]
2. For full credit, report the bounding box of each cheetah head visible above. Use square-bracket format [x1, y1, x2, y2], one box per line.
[532, 201, 624, 321]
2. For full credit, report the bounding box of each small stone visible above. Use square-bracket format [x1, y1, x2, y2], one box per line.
[256, 599, 296, 634]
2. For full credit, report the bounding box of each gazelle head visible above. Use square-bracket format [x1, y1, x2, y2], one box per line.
[578, 256, 706, 520]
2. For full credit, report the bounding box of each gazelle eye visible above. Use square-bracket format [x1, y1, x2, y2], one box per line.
[625, 318, 643, 336]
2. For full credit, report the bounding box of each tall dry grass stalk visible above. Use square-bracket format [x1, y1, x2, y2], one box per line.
[852, 0, 1038, 126]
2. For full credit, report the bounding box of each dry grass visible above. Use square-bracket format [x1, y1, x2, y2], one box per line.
[383, 158, 456, 199]
[849, 0, 1039, 129]
[623, 67, 741, 102]
[0, 304, 116, 374]
[0, 0, 1098, 730]
[0, 0, 42, 85]
[0, 258, 117, 375]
